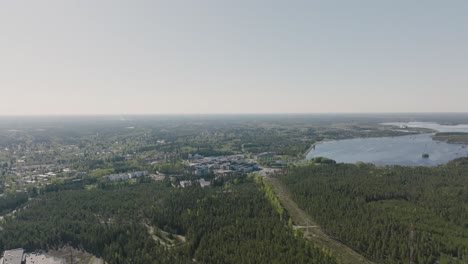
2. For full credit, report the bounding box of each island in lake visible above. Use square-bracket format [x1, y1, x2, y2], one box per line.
[433, 132, 468, 144]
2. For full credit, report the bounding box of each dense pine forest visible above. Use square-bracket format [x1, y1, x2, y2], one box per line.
[278, 158, 468, 264]
[0, 179, 336, 264]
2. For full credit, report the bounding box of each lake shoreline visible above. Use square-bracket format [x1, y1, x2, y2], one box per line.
[305, 132, 468, 167]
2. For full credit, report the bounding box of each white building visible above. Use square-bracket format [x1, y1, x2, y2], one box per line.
[106, 171, 148, 182]
[180, 180, 192, 188]
[1, 248, 25, 264]
[198, 179, 211, 188]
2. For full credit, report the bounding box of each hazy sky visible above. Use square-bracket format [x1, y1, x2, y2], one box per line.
[1, 1, 467, 115]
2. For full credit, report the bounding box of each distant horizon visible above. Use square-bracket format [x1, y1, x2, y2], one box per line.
[1, 112, 468, 117]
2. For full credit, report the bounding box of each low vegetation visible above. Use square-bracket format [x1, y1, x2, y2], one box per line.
[433, 132, 468, 144]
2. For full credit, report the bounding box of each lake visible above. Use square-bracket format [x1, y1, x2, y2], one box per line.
[306, 122, 468, 166]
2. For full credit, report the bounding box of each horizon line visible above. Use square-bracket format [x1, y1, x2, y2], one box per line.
[1, 112, 468, 117]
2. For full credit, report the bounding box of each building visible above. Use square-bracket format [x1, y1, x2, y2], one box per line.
[179, 180, 192, 188]
[106, 173, 128, 182]
[198, 179, 211, 188]
[105, 171, 149, 182]
[194, 165, 209, 176]
[1, 248, 25, 264]
[188, 155, 259, 177]
[129, 171, 148, 178]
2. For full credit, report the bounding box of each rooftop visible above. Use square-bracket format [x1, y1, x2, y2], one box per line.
[2, 248, 24, 264]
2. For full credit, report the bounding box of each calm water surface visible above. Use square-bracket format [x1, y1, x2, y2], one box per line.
[306, 122, 468, 166]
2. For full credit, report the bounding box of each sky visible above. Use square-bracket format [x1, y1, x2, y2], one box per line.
[0, 1, 467, 115]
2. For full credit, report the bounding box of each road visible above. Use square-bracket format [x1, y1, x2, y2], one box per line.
[293, 225, 319, 229]
[265, 176, 375, 264]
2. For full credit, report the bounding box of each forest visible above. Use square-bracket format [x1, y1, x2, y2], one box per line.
[278, 158, 468, 264]
[0, 179, 336, 264]
[2, 115, 468, 263]
[0, 192, 28, 215]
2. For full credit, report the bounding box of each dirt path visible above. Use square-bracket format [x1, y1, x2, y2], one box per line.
[265, 176, 375, 264]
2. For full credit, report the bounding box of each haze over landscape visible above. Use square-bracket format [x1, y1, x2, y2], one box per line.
[1, 2, 468, 264]
[1, 1, 467, 115]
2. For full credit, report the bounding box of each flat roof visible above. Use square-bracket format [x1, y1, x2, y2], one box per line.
[2, 248, 24, 264]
